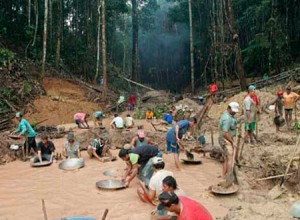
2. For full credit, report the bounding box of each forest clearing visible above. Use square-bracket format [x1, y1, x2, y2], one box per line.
[1, 0, 300, 219]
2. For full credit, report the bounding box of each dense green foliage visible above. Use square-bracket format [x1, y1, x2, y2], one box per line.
[0, 0, 299, 92]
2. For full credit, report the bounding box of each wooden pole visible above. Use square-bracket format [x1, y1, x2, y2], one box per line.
[102, 209, 109, 220]
[256, 173, 294, 181]
[281, 135, 300, 184]
[42, 199, 48, 220]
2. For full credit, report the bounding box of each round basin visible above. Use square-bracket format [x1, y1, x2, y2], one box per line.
[59, 158, 84, 171]
[96, 179, 125, 190]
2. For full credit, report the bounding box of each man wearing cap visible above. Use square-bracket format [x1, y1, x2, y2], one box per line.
[110, 113, 124, 129]
[31, 135, 55, 164]
[74, 112, 90, 129]
[166, 117, 197, 170]
[137, 157, 173, 204]
[14, 112, 37, 156]
[87, 134, 114, 162]
[283, 86, 299, 127]
[118, 144, 161, 187]
[156, 191, 213, 220]
[243, 85, 257, 144]
[130, 130, 150, 148]
[93, 110, 105, 128]
[63, 132, 81, 158]
[218, 102, 238, 179]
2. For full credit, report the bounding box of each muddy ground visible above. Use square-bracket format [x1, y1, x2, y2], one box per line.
[1, 77, 300, 219]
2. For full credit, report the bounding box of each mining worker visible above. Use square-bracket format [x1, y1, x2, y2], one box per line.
[137, 157, 174, 205]
[130, 130, 151, 148]
[87, 133, 114, 162]
[74, 112, 90, 129]
[218, 102, 239, 179]
[63, 132, 81, 158]
[31, 134, 55, 164]
[155, 191, 213, 220]
[124, 114, 134, 128]
[270, 91, 284, 132]
[118, 144, 162, 187]
[93, 110, 105, 127]
[208, 82, 218, 103]
[283, 86, 299, 127]
[166, 117, 197, 170]
[146, 108, 154, 121]
[243, 85, 257, 144]
[162, 111, 173, 125]
[14, 112, 37, 156]
[110, 113, 124, 129]
[128, 94, 136, 111]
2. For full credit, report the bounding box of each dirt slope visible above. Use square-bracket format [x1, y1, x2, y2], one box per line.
[25, 77, 101, 125]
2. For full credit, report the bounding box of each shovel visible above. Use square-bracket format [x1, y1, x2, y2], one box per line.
[185, 150, 194, 160]
[177, 140, 194, 160]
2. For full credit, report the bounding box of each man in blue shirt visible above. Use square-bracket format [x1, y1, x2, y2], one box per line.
[166, 117, 197, 170]
[14, 112, 37, 157]
[163, 111, 173, 125]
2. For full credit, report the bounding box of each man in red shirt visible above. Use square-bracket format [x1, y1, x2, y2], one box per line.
[128, 94, 136, 111]
[156, 191, 213, 220]
[208, 82, 218, 103]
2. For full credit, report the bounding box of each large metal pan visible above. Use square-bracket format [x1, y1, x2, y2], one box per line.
[210, 184, 239, 195]
[31, 160, 53, 167]
[181, 158, 202, 165]
[96, 179, 126, 190]
[59, 158, 84, 171]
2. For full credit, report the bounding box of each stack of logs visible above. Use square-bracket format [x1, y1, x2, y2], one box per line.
[0, 111, 12, 132]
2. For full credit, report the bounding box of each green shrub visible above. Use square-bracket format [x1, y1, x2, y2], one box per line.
[0, 48, 14, 66]
[21, 81, 32, 94]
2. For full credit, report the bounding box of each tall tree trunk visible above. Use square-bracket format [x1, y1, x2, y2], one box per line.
[41, 0, 48, 77]
[55, 0, 62, 68]
[31, 0, 38, 46]
[95, 1, 101, 82]
[28, 0, 31, 26]
[212, 0, 217, 81]
[123, 14, 127, 73]
[131, 0, 139, 81]
[101, 0, 107, 97]
[224, 0, 247, 90]
[188, 0, 195, 94]
[49, 0, 53, 55]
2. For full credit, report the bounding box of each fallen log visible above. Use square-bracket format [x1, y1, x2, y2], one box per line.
[256, 173, 294, 181]
[121, 76, 154, 91]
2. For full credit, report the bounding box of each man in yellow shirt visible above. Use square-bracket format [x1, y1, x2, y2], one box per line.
[283, 86, 299, 127]
[146, 108, 154, 121]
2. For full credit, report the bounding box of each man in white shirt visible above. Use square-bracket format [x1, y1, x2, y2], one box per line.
[137, 157, 173, 204]
[124, 114, 134, 128]
[110, 113, 124, 129]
